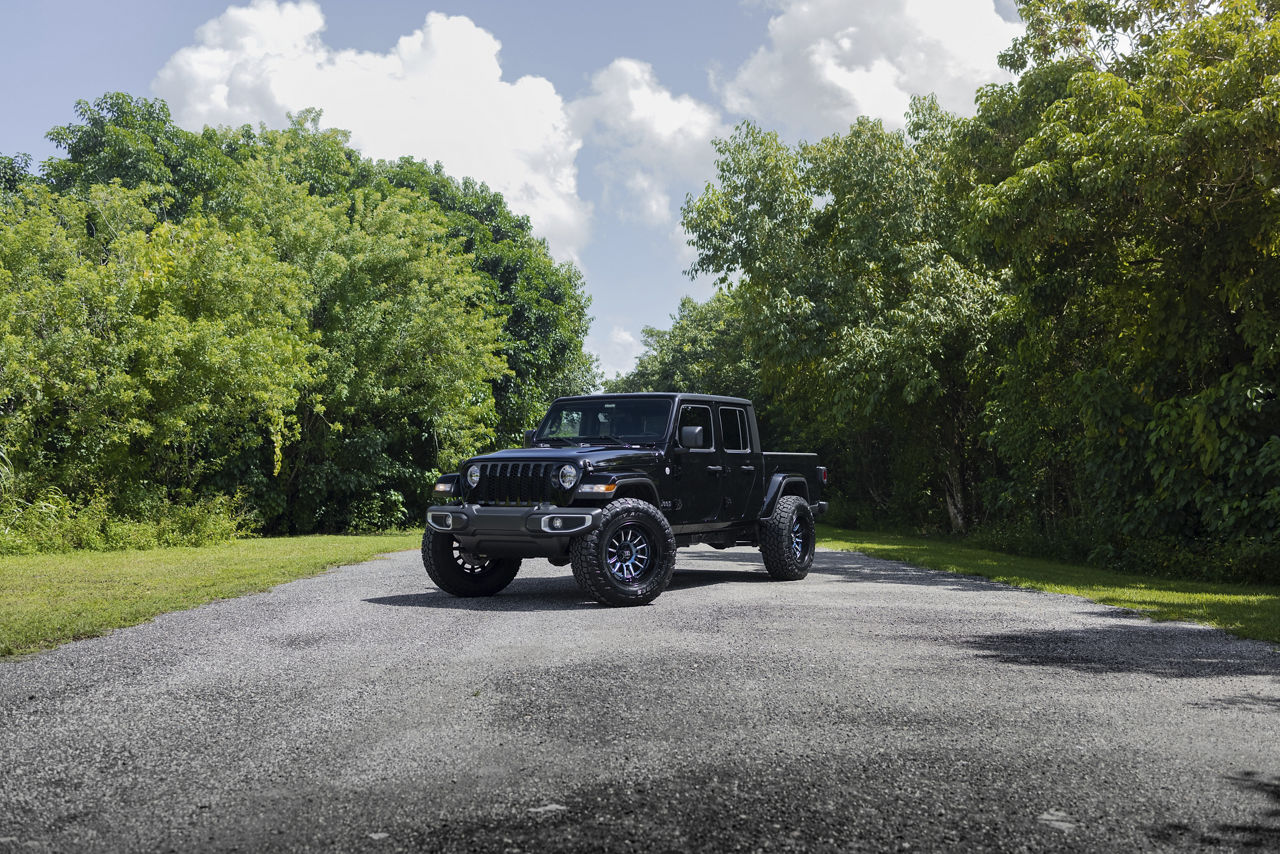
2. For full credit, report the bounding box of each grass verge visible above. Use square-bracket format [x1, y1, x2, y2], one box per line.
[0, 533, 421, 657]
[817, 524, 1280, 645]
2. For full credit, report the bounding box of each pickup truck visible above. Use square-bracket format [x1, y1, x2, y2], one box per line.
[424, 393, 828, 606]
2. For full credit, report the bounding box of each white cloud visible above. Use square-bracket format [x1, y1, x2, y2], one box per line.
[720, 0, 1023, 139]
[153, 0, 590, 259]
[590, 325, 646, 379]
[570, 59, 730, 226]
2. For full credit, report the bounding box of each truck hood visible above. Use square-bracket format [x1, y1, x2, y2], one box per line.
[463, 445, 663, 471]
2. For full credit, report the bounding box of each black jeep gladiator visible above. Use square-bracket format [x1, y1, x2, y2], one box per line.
[424, 393, 827, 606]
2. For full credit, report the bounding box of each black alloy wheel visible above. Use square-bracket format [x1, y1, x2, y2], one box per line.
[571, 498, 677, 606]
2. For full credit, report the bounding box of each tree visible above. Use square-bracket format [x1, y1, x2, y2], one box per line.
[682, 114, 1000, 530]
[960, 0, 1280, 564]
[0, 182, 315, 506]
[44, 93, 237, 220]
[380, 158, 598, 446]
[605, 291, 759, 399]
[5, 93, 599, 537]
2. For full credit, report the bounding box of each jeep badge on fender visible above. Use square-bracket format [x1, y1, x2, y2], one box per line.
[424, 393, 828, 606]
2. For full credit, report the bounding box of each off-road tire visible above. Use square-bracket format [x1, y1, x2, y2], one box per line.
[422, 528, 520, 597]
[570, 498, 677, 606]
[760, 494, 815, 580]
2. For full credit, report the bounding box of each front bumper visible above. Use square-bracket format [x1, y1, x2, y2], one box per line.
[425, 504, 603, 559]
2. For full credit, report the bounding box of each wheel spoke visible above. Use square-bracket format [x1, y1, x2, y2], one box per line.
[605, 522, 652, 584]
[452, 540, 490, 574]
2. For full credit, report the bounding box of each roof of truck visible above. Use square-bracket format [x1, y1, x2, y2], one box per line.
[551, 392, 753, 406]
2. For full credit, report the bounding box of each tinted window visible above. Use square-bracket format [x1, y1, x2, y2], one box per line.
[720, 407, 750, 452]
[678, 405, 714, 449]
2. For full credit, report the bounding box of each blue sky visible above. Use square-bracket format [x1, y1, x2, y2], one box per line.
[1, 0, 1022, 377]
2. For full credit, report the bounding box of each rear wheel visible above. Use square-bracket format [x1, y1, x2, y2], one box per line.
[422, 528, 520, 597]
[571, 498, 677, 606]
[760, 494, 814, 580]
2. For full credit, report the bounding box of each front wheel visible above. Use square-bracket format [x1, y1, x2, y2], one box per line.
[422, 528, 520, 597]
[570, 498, 677, 606]
[760, 495, 815, 580]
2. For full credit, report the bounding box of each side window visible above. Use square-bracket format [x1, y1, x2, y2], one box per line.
[720, 407, 750, 452]
[677, 405, 714, 450]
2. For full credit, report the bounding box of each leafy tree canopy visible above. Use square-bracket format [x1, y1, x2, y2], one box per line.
[1, 94, 596, 535]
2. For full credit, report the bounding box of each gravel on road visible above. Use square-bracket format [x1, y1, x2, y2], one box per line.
[1, 545, 1277, 853]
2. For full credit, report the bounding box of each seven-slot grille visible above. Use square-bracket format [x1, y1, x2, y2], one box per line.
[470, 461, 559, 506]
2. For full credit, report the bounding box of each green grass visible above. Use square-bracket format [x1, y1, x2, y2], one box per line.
[817, 524, 1280, 645]
[0, 533, 421, 657]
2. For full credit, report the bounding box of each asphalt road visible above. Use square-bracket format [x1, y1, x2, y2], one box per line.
[1, 545, 1278, 853]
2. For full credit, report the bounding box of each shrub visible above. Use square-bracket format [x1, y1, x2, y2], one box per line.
[0, 489, 244, 555]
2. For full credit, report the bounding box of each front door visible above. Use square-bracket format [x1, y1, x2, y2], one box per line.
[668, 403, 722, 525]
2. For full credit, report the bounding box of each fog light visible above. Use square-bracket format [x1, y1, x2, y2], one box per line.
[551, 517, 564, 530]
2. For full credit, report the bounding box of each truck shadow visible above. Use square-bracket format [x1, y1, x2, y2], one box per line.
[364, 550, 785, 611]
[364, 575, 592, 611]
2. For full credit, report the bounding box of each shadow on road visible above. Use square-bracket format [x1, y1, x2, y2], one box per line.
[364, 554, 780, 611]
[1151, 772, 1280, 849]
[364, 574, 592, 612]
[365, 547, 1028, 613]
[1191, 691, 1280, 713]
[956, 624, 1280, 678]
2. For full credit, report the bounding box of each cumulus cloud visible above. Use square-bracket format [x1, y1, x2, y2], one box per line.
[153, 0, 590, 259]
[589, 325, 646, 379]
[570, 59, 730, 227]
[719, 0, 1023, 139]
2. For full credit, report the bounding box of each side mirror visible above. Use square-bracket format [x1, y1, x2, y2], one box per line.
[679, 425, 704, 449]
[524, 429, 537, 448]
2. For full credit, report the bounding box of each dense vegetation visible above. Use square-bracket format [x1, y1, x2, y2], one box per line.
[3, 0, 1274, 585]
[611, 0, 1279, 582]
[0, 96, 594, 550]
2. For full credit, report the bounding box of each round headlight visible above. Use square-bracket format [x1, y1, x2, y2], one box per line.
[466, 465, 481, 487]
[558, 464, 580, 489]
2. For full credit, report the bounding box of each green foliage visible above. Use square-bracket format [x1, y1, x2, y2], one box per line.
[960, 0, 1280, 572]
[0, 94, 595, 547]
[679, 112, 1001, 530]
[614, 0, 1280, 582]
[0, 489, 243, 555]
[604, 291, 760, 400]
[0, 153, 31, 193]
[380, 158, 599, 445]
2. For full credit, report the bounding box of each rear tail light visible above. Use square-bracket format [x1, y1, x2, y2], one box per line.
[817, 466, 829, 485]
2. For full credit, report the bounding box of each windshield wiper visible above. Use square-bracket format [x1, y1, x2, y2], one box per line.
[538, 436, 576, 446]
[582, 435, 632, 446]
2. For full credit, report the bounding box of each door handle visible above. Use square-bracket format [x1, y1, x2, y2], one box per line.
[739, 465, 755, 471]
[706, 465, 724, 473]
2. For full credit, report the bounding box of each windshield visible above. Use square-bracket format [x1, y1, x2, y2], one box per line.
[535, 398, 673, 445]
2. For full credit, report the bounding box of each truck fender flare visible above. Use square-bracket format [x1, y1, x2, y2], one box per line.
[611, 477, 661, 506]
[760, 474, 810, 519]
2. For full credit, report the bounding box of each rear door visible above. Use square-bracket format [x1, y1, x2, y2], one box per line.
[716, 404, 761, 522]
